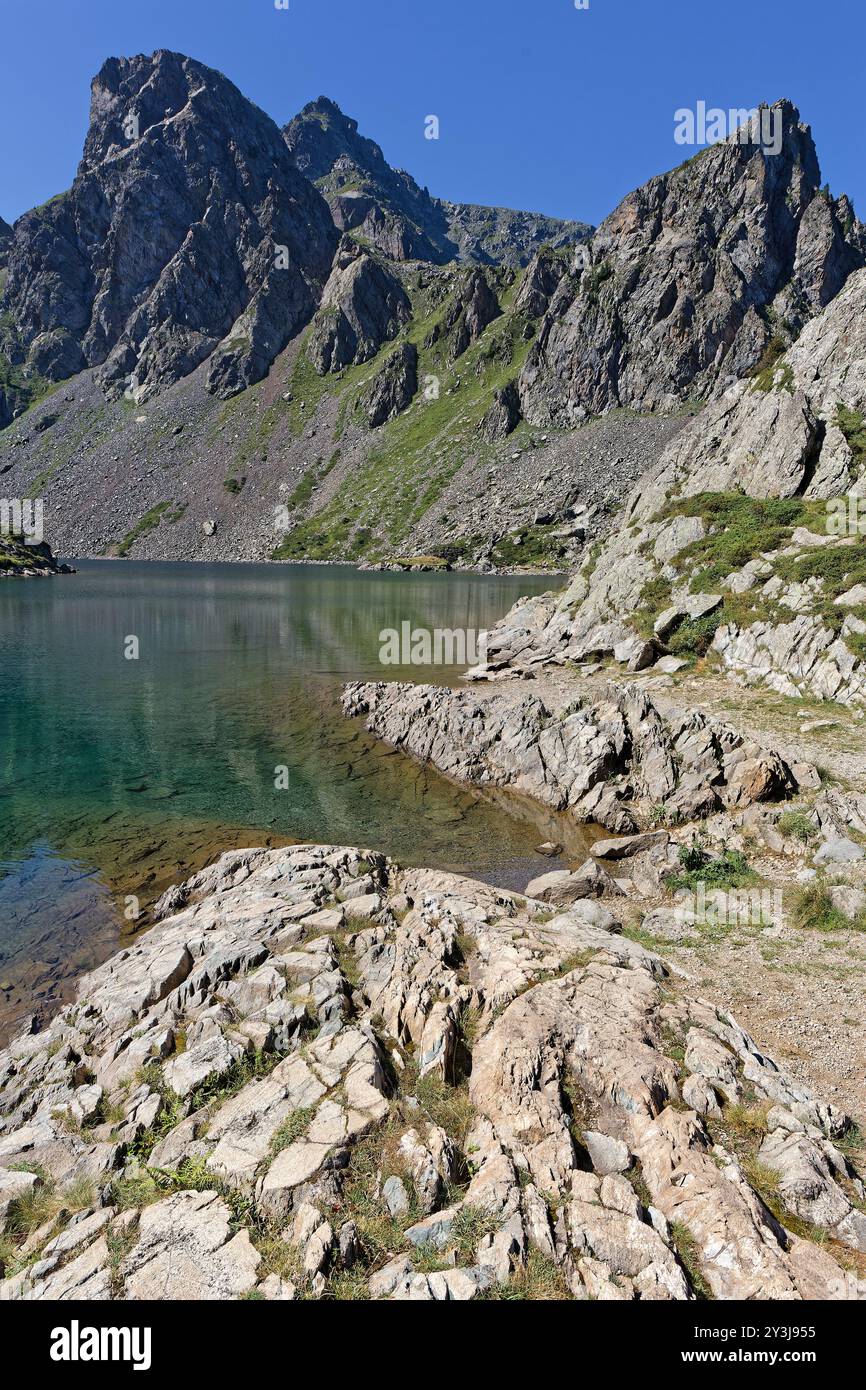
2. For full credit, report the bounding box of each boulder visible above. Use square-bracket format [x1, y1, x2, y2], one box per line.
[815, 838, 866, 866]
[122, 1190, 261, 1300]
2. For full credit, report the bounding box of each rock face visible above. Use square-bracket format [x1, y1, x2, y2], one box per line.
[308, 239, 411, 374]
[480, 264, 866, 704]
[359, 342, 419, 427]
[425, 266, 501, 360]
[626, 266, 866, 521]
[1, 843, 862, 1301]
[515, 245, 571, 317]
[481, 381, 521, 440]
[1, 834, 861, 1301]
[0, 51, 337, 411]
[284, 97, 591, 268]
[439, 201, 589, 270]
[518, 101, 865, 425]
[342, 680, 805, 831]
[0, 216, 11, 269]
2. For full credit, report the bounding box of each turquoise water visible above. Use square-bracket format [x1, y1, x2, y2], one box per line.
[0, 560, 578, 1036]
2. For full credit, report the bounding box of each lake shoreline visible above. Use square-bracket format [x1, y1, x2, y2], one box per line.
[0, 562, 566, 1037]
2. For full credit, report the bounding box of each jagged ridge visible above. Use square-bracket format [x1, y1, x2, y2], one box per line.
[284, 96, 591, 268]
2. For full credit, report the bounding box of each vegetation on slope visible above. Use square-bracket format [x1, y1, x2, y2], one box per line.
[633, 492, 866, 657]
[271, 258, 568, 563]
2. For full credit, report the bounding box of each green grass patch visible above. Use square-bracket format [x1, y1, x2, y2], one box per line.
[658, 493, 814, 589]
[114, 502, 172, 557]
[667, 844, 759, 894]
[451, 1204, 499, 1263]
[0, 352, 57, 418]
[413, 1073, 474, 1146]
[670, 1220, 714, 1299]
[274, 267, 538, 562]
[393, 553, 450, 570]
[771, 539, 866, 634]
[789, 882, 852, 933]
[836, 405, 866, 475]
[750, 336, 793, 393]
[630, 492, 866, 649]
[491, 524, 571, 570]
[482, 1248, 573, 1300]
[777, 810, 817, 843]
[269, 1108, 315, 1156]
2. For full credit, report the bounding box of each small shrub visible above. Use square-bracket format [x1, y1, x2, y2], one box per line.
[668, 844, 758, 893]
[777, 810, 817, 843]
[667, 612, 722, 656]
[789, 883, 848, 933]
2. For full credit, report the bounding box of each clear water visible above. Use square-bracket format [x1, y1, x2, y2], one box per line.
[0, 560, 582, 1038]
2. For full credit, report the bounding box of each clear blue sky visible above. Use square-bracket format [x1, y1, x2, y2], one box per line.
[1, 0, 863, 228]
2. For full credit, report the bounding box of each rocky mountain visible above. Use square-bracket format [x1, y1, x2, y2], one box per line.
[519, 102, 865, 425]
[2, 840, 864, 1300]
[306, 236, 412, 373]
[284, 96, 591, 268]
[0, 216, 11, 268]
[464, 264, 866, 712]
[1, 72, 864, 576]
[0, 51, 338, 419]
[0, 248, 678, 568]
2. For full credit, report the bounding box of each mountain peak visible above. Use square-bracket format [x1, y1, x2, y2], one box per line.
[304, 95, 355, 126]
[0, 214, 11, 277]
[284, 96, 386, 184]
[1, 49, 337, 410]
[518, 97, 863, 425]
[83, 50, 278, 171]
[283, 98, 589, 267]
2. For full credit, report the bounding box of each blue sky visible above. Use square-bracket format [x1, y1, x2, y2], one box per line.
[1, 0, 863, 228]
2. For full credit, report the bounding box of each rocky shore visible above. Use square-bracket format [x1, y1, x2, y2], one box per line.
[342, 680, 811, 833]
[2, 842, 864, 1301]
[0, 538, 72, 577]
[344, 664, 866, 1097]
